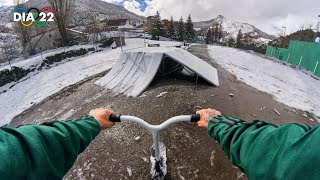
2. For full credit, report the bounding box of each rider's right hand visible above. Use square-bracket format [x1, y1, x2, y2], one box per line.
[196, 109, 222, 129]
[89, 108, 115, 130]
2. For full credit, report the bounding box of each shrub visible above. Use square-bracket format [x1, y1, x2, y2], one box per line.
[88, 47, 95, 51]
[43, 48, 89, 65]
[0, 67, 30, 87]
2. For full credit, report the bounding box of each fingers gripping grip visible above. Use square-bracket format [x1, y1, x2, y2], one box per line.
[191, 114, 201, 122]
[109, 114, 121, 122]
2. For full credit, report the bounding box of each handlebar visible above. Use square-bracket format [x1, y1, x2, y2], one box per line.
[109, 114, 200, 132]
[110, 114, 200, 123]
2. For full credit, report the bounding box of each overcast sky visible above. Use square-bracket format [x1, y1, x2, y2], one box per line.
[104, 0, 320, 35]
[1, 0, 320, 35]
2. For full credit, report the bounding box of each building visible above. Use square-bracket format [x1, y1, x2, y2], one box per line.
[105, 19, 131, 31]
[162, 19, 169, 30]
[26, 29, 61, 54]
[146, 16, 171, 33]
[146, 16, 157, 33]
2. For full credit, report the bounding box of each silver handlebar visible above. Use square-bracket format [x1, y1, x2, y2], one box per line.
[119, 115, 193, 133]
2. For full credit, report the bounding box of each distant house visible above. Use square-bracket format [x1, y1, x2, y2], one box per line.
[105, 19, 131, 31]
[26, 28, 61, 54]
[162, 19, 169, 30]
[146, 16, 170, 33]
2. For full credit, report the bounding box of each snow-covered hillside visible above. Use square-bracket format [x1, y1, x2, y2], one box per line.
[208, 45, 320, 119]
[0, 0, 145, 61]
[195, 15, 276, 44]
[72, 0, 144, 25]
[0, 0, 144, 24]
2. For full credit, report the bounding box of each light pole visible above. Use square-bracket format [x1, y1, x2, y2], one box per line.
[282, 26, 287, 37]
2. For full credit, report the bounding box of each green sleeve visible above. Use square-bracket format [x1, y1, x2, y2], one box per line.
[0, 116, 100, 180]
[208, 115, 320, 180]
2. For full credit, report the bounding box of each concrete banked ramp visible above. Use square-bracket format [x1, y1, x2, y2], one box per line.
[95, 48, 219, 97]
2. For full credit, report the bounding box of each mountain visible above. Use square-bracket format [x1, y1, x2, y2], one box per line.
[72, 0, 145, 25]
[269, 29, 319, 48]
[194, 15, 276, 44]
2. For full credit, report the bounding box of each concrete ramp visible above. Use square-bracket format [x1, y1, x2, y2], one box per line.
[95, 48, 219, 97]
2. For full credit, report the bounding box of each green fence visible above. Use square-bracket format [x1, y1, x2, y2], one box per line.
[266, 41, 320, 77]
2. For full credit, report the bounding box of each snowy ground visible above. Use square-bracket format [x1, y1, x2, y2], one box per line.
[0, 48, 120, 125]
[0, 38, 183, 125]
[0, 44, 97, 71]
[208, 45, 320, 118]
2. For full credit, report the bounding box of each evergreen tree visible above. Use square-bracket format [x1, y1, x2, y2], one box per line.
[206, 28, 213, 44]
[185, 14, 195, 42]
[236, 29, 243, 48]
[218, 23, 223, 41]
[177, 17, 185, 41]
[228, 38, 235, 47]
[152, 11, 166, 40]
[213, 23, 219, 42]
[168, 16, 176, 40]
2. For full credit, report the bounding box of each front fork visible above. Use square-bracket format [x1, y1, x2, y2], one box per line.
[152, 132, 161, 161]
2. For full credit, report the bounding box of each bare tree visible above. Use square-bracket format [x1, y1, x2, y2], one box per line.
[13, 23, 31, 49]
[47, 0, 76, 44]
[85, 15, 101, 43]
[13, 3, 31, 50]
[1, 41, 19, 69]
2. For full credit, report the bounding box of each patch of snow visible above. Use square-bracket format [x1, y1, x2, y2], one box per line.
[141, 157, 148, 163]
[208, 45, 320, 117]
[126, 167, 132, 177]
[0, 44, 96, 71]
[134, 136, 141, 141]
[156, 92, 168, 98]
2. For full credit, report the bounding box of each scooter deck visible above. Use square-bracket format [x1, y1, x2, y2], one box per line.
[150, 142, 167, 179]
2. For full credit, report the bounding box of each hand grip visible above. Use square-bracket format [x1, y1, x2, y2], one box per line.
[190, 114, 201, 122]
[109, 114, 121, 122]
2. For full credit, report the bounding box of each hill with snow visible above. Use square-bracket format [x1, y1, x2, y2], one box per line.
[194, 15, 276, 44]
[0, 0, 144, 25]
[0, 0, 145, 60]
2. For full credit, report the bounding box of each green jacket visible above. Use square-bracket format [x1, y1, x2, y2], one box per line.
[0, 115, 319, 179]
[208, 116, 320, 180]
[0, 116, 100, 180]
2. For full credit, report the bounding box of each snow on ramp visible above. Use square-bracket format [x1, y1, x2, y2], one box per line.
[95, 52, 163, 97]
[96, 48, 219, 97]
